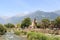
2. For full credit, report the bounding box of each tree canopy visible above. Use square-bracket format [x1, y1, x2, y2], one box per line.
[21, 17, 31, 28]
[4, 23, 15, 28]
[41, 18, 50, 29]
[55, 16, 60, 28]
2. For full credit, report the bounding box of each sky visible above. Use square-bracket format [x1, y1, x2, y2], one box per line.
[0, 0, 60, 17]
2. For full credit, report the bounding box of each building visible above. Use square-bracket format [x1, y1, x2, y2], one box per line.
[29, 18, 37, 29]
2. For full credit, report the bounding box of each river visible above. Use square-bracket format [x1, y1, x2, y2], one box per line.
[1, 32, 27, 40]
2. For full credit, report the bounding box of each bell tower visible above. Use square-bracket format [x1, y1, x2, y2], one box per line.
[31, 18, 37, 28]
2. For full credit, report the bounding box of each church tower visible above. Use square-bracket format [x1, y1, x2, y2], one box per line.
[29, 18, 37, 29]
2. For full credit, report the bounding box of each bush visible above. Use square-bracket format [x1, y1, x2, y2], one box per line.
[53, 37, 60, 40]
[21, 31, 27, 35]
[0, 24, 7, 35]
[27, 32, 37, 40]
[14, 30, 20, 35]
[27, 32, 60, 40]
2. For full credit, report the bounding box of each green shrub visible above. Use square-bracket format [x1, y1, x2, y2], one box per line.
[14, 30, 20, 35]
[0, 24, 7, 35]
[27, 32, 37, 40]
[21, 31, 27, 35]
[27, 32, 60, 40]
[53, 37, 60, 40]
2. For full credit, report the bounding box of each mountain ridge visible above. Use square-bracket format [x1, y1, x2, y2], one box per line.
[6, 10, 60, 24]
[0, 10, 60, 24]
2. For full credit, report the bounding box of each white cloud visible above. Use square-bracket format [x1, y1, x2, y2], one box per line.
[24, 11, 29, 15]
[16, 11, 29, 17]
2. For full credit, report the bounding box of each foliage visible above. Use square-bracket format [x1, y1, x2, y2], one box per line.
[27, 32, 48, 40]
[55, 16, 60, 28]
[41, 18, 50, 29]
[21, 17, 31, 28]
[36, 23, 41, 28]
[0, 24, 7, 35]
[49, 21, 55, 29]
[14, 30, 20, 35]
[21, 31, 27, 35]
[17, 23, 21, 28]
[27, 32, 60, 40]
[4, 23, 15, 28]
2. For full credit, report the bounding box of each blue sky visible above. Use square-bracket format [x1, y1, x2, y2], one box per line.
[0, 0, 60, 17]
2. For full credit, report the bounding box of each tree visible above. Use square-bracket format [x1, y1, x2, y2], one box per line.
[0, 24, 7, 35]
[4, 23, 15, 28]
[16, 23, 21, 28]
[37, 23, 41, 28]
[49, 21, 55, 29]
[55, 16, 60, 28]
[41, 18, 50, 29]
[21, 17, 31, 28]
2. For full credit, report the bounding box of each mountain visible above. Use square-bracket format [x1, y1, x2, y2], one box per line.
[7, 10, 60, 24]
[0, 17, 6, 24]
[54, 10, 60, 15]
[26, 11, 59, 20]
